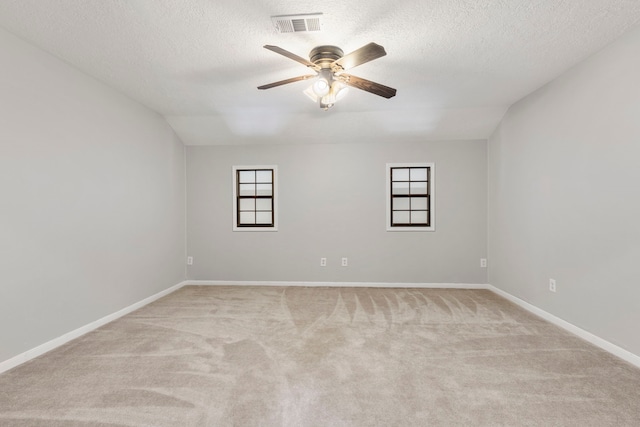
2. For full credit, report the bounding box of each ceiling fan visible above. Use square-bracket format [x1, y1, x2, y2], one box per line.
[258, 42, 397, 110]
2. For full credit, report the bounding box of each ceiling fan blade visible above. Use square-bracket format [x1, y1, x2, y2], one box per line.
[263, 45, 320, 70]
[340, 73, 397, 99]
[332, 42, 387, 71]
[257, 74, 316, 90]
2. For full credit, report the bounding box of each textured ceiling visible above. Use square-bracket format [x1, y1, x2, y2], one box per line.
[1, 0, 640, 145]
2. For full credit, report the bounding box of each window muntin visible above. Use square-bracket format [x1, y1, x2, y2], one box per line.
[386, 163, 435, 231]
[232, 166, 277, 231]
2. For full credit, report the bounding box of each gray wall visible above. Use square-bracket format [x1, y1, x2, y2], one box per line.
[488, 25, 640, 356]
[0, 28, 186, 362]
[187, 140, 487, 284]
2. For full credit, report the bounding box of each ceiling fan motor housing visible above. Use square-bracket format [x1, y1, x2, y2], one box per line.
[309, 45, 344, 67]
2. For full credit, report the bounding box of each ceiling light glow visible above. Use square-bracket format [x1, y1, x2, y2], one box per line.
[312, 77, 330, 96]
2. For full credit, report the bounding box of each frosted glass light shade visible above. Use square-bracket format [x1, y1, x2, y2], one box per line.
[312, 78, 330, 96]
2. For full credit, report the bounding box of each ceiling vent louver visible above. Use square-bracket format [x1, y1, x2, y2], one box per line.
[271, 13, 323, 33]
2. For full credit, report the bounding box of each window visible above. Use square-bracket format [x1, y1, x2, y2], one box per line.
[232, 166, 278, 231]
[386, 163, 435, 231]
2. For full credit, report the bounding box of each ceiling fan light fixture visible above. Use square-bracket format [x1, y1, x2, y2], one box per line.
[320, 81, 347, 107]
[333, 81, 348, 100]
[303, 85, 319, 102]
[312, 69, 333, 97]
[312, 77, 330, 97]
[259, 42, 396, 110]
[305, 79, 348, 109]
[320, 101, 333, 111]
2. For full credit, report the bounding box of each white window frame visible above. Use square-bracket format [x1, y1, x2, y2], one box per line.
[386, 163, 435, 232]
[232, 165, 278, 232]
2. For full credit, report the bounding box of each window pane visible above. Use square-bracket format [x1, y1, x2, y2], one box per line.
[410, 181, 428, 195]
[410, 168, 428, 181]
[256, 170, 272, 183]
[388, 164, 434, 231]
[256, 211, 272, 224]
[392, 182, 409, 195]
[239, 212, 255, 224]
[393, 197, 410, 210]
[234, 166, 277, 230]
[239, 184, 255, 196]
[392, 168, 409, 181]
[393, 211, 410, 224]
[256, 198, 272, 211]
[238, 171, 255, 183]
[239, 198, 255, 211]
[256, 183, 272, 196]
[411, 197, 428, 210]
[411, 211, 428, 224]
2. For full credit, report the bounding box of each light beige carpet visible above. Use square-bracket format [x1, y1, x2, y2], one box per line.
[1, 286, 640, 426]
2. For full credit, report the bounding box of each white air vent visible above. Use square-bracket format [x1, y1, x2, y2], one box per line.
[271, 13, 323, 33]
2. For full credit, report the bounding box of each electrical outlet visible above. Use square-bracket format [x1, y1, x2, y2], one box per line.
[187, 256, 193, 265]
[549, 279, 556, 293]
[341, 257, 348, 267]
[320, 258, 327, 267]
[480, 258, 487, 268]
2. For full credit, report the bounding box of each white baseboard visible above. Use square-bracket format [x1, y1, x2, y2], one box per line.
[0, 281, 187, 374]
[185, 280, 489, 289]
[488, 285, 640, 369]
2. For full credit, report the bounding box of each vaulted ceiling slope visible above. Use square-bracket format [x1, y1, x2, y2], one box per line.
[1, 1, 639, 145]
